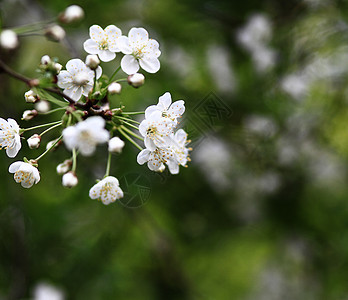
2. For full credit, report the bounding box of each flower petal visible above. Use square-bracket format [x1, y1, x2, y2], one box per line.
[139, 56, 160, 73]
[7, 118, 19, 132]
[89, 25, 105, 42]
[83, 39, 99, 54]
[121, 54, 139, 75]
[9, 161, 22, 173]
[64, 85, 83, 101]
[117, 36, 132, 54]
[98, 50, 116, 62]
[57, 71, 73, 89]
[158, 92, 172, 110]
[105, 25, 122, 52]
[137, 149, 151, 165]
[66, 59, 86, 75]
[144, 39, 161, 57]
[128, 27, 149, 47]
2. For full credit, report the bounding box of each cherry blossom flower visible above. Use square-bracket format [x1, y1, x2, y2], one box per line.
[9, 161, 40, 188]
[62, 116, 109, 156]
[89, 176, 123, 205]
[83, 25, 122, 62]
[145, 92, 185, 124]
[0, 118, 21, 158]
[118, 27, 161, 74]
[169, 129, 191, 172]
[108, 137, 125, 153]
[57, 58, 102, 101]
[138, 110, 175, 151]
[62, 171, 78, 188]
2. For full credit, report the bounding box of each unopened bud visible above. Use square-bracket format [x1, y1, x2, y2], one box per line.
[56, 159, 72, 175]
[54, 63, 62, 73]
[22, 110, 38, 121]
[85, 54, 100, 70]
[27, 134, 41, 149]
[24, 90, 39, 103]
[35, 100, 50, 113]
[62, 171, 78, 188]
[108, 137, 125, 153]
[41, 55, 51, 65]
[108, 82, 122, 95]
[46, 138, 59, 150]
[0, 30, 19, 50]
[127, 73, 145, 88]
[45, 25, 66, 42]
[59, 5, 84, 24]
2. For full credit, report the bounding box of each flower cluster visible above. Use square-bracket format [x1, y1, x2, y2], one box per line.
[0, 10, 191, 206]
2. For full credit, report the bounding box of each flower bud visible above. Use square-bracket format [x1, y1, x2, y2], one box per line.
[41, 55, 51, 65]
[22, 110, 38, 121]
[27, 134, 41, 149]
[46, 138, 59, 150]
[108, 137, 125, 153]
[108, 82, 122, 95]
[56, 159, 72, 175]
[35, 100, 50, 113]
[59, 5, 84, 24]
[0, 30, 19, 50]
[54, 63, 63, 73]
[45, 25, 66, 42]
[127, 73, 145, 88]
[24, 90, 39, 103]
[62, 171, 78, 188]
[85, 54, 100, 70]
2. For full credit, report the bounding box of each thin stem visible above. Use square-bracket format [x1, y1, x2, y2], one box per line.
[38, 107, 67, 115]
[108, 66, 121, 83]
[120, 125, 143, 141]
[39, 122, 62, 137]
[121, 120, 139, 131]
[72, 148, 77, 172]
[105, 152, 112, 177]
[115, 78, 127, 83]
[35, 135, 62, 161]
[93, 69, 97, 93]
[120, 111, 145, 115]
[21, 120, 62, 133]
[118, 127, 143, 151]
[115, 115, 141, 125]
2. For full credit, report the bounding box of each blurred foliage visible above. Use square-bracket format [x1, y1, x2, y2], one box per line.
[2, 0, 348, 299]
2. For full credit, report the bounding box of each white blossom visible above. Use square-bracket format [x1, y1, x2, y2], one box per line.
[0, 118, 21, 158]
[127, 73, 145, 87]
[40, 55, 51, 65]
[24, 90, 39, 103]
[45, 25, 66, 42]
[22, 110, 37, 121]
[138, 110, 175, 151]
[83, 25, 122, 62]
[145, 92, 185, 124]
[60, 5, 84, 24]
[62, 116, 109, 156]
[56, 159, 72, 175]
[33, 282, 64, 300]
[108, 82, 122, 94]
[54, 63, 63, 73]
[62, 171, 78, 188]
[57, 59, 102, 101]
[118, 27, 161, 74]
[85, 54, 100, 70]
[27, 134, 41, 149]
[89, 176, 123, 205]
[0, 30, 18, 50]
[108, 137, 125, 153]
[35, 100, 50, 113]
[137, 129, 191, 174]
[9, 161, 40, 188]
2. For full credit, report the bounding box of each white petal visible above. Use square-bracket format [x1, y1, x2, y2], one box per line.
[98, 50, 116, 62]
[128, 27, 149, 46]
[158, 92, 172, 110]
[57, 71, 73, 88]
[104, 176, 119, 186]
[9, 161, 22, 173]
[83, 39, 99, 54]
[6, 144, 19, 158]
[168, 100, 185, 119]
[137, 149, 151, 165]
[7, 118, 19, 132]
[66, 59, 86, 75]
[139, 56, 160, 73]
[147, 159, 162, 171]
[167, 160, 180, 174]
[79, 142, 96, 156]
[21, 177, 35, 188]
[144, 105, 158, 117]
[64, 85, 82, 101]
[84, 116, 105, 128]
[174, 129, 188, 146]
[121, 55, 139, 75]
[0, 118, 9, 130]
[144, 137, 157, 151]
[89, 184, 101, 199]
[95, 66, 102, 79]
[105, 25, 122, 52]
[32, 167, 40, 184]
[93, 129, 109, 143]
[63, 126, 77, 150]
[117, 36, 132, 54]
[89, 25, 105, 42]
[144, 39, 161, 57]
[82, 84, 93, 97]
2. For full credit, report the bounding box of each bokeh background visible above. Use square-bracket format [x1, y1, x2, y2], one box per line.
[1, 0, 348, 299]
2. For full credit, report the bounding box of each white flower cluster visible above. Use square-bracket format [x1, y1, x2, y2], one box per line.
[137, 92, 191, 174]
[0, 17, 191, 206]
